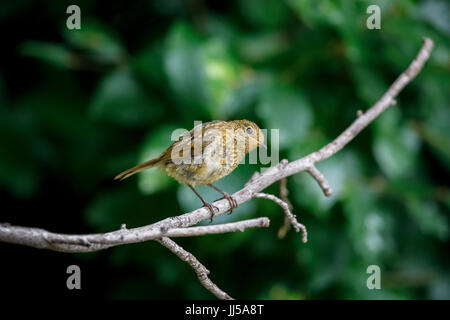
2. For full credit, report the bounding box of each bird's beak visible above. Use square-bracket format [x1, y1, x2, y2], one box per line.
[258, 131, 267, 149]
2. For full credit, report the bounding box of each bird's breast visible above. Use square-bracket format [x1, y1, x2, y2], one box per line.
[164, 144, 239, 186]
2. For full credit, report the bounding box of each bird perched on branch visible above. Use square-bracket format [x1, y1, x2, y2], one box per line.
[115, 120, 265, 221]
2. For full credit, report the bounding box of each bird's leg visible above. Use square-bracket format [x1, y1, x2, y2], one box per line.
[207, 184, 238, 215]
[188, 185, 218, 222]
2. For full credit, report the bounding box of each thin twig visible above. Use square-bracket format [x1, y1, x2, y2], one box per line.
[306, 165, 332, 197]
[254, 192, 308, 243]
[157, 237, 233, 300]
[279, 177, 293, 210]
[278, 177, 293, 238]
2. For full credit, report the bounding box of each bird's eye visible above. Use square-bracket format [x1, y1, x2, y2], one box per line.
[246, 127, 253, 134]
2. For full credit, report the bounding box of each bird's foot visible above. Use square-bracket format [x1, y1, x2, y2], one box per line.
[216, 193, 238, 215]
[202, 202, 219, 222]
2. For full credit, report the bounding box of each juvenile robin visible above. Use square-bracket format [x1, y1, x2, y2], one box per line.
[115, 120, 265, 221]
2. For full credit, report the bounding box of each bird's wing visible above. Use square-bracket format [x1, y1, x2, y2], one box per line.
[166, 121, 227, 164]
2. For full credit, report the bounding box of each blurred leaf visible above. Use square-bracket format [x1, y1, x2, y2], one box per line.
[288, 129, 328, 159]
[90, 68, 163, 126]
[264, 283, 303, 299]
[0, 161, 38, 198]
[164, 21, 207, 112]
[297, 225, 350, 294]
[0, 105, 41, 198]
[222, 77, 264, 117]
[164, 21, 244, 118]
[20, 41, 77, 69]
[63, 19, 126, 64]
[201, 39, 241, 118]
[416, 0, 450, 36]
[204, 14, 237, 42]
[84, 188, 132, 230]
[257, 83, 313, 149]
[132, 39, 166, 86]
[84, 186, 160, 231]
[351, 65, 387, 105]
[237, 31, 290, 63]
[343, 184, 395, 261]
[420, 105, 450, 170]
[286, 0, 345, 27]
[427, 275, 450, 299]
[238, 0, 289, 29]
[406, 199, 448, 240]
[373, 108, 420, 179]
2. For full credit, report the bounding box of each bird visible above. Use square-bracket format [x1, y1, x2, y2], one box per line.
[114, 120, 265, 221]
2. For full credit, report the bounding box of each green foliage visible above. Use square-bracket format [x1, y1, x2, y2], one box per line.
[257, 83, 313, 149]
[90, 68, 163, 126]
[0, 0, 449, 299]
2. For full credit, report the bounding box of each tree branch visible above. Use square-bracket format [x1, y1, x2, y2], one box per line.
[306, 165, 332, 197]
[0, 218, 270, 252]
[0, 37, 434, 299]
[162, 217, 270, 237]
[254, 193, 307, 243]
[157, 237, 233, 300]
[277, 176, 293, 238]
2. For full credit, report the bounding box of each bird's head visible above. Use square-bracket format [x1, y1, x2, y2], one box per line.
[232, 120, 266, 154]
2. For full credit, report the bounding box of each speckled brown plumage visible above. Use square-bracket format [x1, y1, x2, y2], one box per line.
[115, 120, 265, 220]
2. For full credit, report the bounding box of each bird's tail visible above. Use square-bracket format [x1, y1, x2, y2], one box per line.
[114, 154, 164, 181]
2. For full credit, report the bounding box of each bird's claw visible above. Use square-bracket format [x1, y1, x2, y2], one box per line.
[216, 193, 238, 215]
[203, 202, 219, 222]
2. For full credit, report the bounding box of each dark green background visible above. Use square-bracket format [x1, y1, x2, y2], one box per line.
[0, 0, 448, 299]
